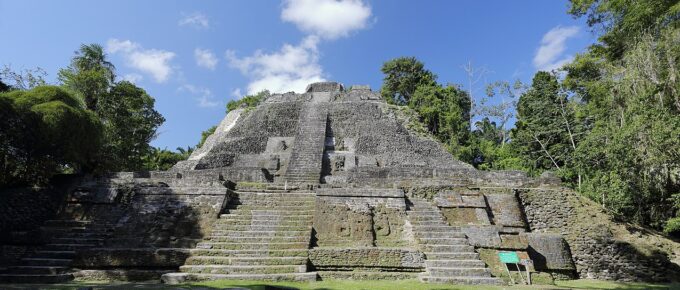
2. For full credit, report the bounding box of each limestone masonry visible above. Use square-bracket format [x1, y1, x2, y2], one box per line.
[1, 82, 678, 285]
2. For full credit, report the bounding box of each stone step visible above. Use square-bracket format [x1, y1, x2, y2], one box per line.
[231, 200, 316, 206]
[413, 226, 461, 232]
[0, 273, 73, 283]
[40, 226, 88, 233]
[424, 252, 480, 260]
[408, 215, 444, 221]
[410, 221, 448, 226]
[180, 264, 306, 275]
[224, 209, 315, 215]
[235, 193, 316, 198]
[420, 276, 503, 285]
[43, 244, 96, 251]
[235, 191, 315, 196]
[196, 242, 309, 250]
[425, 260, 487, 268]
[225, 205, 314, 211]
[56, 233, 111, 239]
[210, 225, 312, 231]
[428, 267, 491, 277]
[205, 236, 309, 243]
[20, 258, 72, 267]
[421, 245, 475, 253]
[210, 230, 309, 237]
[414, 232, 466, 239]
[51, 238, 104, 244]
[185, 256, 307, 266]
[31, 251, 76, 259]
[213, 219, 312, 227]
[189, 249, 308, 257]
[217, 214, 314, 220]
[161, 272, 318, 284]
[408, 211, 441, 216]
[44, 220, 91, 227]
[5, 266, 69, 275]
[416, 238, 469, 245]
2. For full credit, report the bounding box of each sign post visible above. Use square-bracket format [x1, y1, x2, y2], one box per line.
[498, 251, 527, 285]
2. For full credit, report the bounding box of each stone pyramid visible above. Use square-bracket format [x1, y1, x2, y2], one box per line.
[3, 82, 677, 286]
[173, 81, 474, 186]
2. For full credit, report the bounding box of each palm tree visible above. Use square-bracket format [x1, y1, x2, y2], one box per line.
[74, 44, 115, 82]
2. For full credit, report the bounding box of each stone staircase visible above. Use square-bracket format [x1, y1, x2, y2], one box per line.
[162, 189, 317, 284]
[0, 219, 112, 283]
[407, 197, 502, 285]
[283, 104, 328, 185]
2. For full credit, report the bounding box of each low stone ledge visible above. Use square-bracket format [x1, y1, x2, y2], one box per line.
[72, 248, 190, 268]
[316, 188, 404, 198]
[309, 247, 424, 270]
[73, 269, 173, 282]
[317, 271, 419, 280]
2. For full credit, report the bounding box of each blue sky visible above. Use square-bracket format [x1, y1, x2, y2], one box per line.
[0, 0, 595, 150]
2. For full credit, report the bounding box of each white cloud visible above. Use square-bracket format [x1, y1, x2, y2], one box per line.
[179, 84, 220, 108]
[107, 39, 176, 83]
[533, 26, 580, 71]
[194, 48, 218, 70]
[122, 73, 143, 83]
[197, 95, 220, 108]
[226, 36, 325, 94]
[281, 0, 372, 39]
[179, 12, 210, 29]
[231, 88, 243, 99]
[226, 0, 373, 94]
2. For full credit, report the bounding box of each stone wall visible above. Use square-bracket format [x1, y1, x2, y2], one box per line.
[518, 187, 680, 282]
[309, 247, 424, 271]
[0, 175, 79, 234]
[313, 189, 408, 247]
[0, 175, 81, 267]
[1, 172, 233, 280]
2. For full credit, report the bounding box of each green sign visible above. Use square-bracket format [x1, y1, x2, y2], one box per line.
[498, 251, 519, 264]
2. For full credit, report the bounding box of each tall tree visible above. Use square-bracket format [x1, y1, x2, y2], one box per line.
[96, 81, 165, 171]
[380, 57, 437, 105]
[513, 72, 577, 173]
[410, 84, 471, 150]
[58, 44, 115, 110]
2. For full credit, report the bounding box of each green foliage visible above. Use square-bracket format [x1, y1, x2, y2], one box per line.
[460, 118, 529, 171]
[568, 0, 680, 60]
[380, 57, 437, 105]
[410, 84, 471, 148]
[143, 147, 192, 171]
[226, 90, 269, 113]
[513, 72, 578, 173]
[58, 44, 115, 110]
[561, 25, 680, 230]
[198, 125, 217, 148]
[665, 217, 680, 236]
[0, 86, 103, 187]
[96, 81, 165, 171]
[56, 43, 165, 173]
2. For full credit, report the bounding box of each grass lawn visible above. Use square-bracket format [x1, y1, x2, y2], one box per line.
[1, 279, 679, 290]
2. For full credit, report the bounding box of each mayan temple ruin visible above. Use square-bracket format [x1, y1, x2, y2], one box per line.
[1, 82, 679, 286]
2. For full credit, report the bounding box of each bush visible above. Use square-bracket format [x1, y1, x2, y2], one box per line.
[663, 217, 680, 236]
